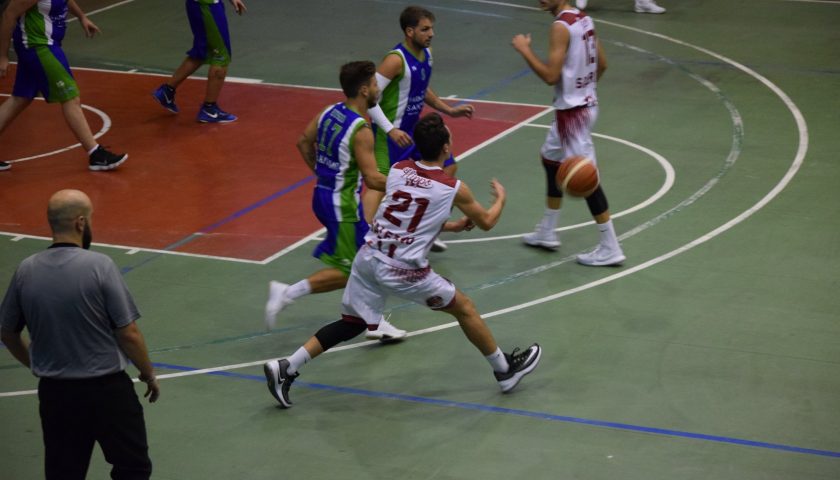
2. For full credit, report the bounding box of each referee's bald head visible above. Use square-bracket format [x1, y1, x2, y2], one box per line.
[47, 189, 92, 234]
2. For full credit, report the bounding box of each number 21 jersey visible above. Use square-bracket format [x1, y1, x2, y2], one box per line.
[366, 160, 460, 269]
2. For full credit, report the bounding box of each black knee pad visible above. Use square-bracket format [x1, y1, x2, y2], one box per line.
[314, 317, 367, 351]
[585, 186, 609, 217]
[542, 160, 563, 198]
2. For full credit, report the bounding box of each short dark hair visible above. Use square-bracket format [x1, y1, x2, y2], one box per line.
[339, 61, 376, 98]
[400, 6, 435, 32]
[413, 113, 450, 161]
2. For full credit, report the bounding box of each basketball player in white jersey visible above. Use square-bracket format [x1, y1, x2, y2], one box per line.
[512, 0, 625, 266]
[574, 0, 665, 15]
[263, 113, 542, 408]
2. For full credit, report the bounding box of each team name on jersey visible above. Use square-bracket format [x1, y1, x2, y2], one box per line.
[370, 220, 416, 245]
[400, 167, 433, 189]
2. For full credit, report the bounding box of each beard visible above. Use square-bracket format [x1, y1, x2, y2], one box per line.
[82, 222, 92, 250]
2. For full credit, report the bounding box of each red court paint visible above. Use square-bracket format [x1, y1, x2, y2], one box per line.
[1, 68, 545, 261]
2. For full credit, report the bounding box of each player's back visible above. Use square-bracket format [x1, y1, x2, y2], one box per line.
[366, 160, 459, 268]
[553, 9, 598, 109]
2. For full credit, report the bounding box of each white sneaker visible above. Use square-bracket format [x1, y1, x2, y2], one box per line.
[365, 318, 407, 342]
[430, 239, 448, 252]
[265, 281, 293, 330]
[522, 225, 561, 251]
[576, 244, 626, 266]
[635, 0, 666, 14]
[576, 0, 588, 9]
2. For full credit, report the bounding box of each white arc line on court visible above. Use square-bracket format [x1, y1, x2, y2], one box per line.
[1, 93, 112, 164]
[446, 130, 676, 244]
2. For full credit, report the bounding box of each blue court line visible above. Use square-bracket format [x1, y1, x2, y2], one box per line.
[153, 362, 840, 459]
[119, 175, 314, 274]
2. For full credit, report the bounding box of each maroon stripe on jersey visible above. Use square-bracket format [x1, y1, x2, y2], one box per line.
[392, 160, 458, 188]
[554, 105, 592, 147]
[558, 10, 584, 25]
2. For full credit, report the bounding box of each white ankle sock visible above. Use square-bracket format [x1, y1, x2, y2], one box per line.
[597, 219, 620, 249]
[485, 347, 509, 373]
[286, 347, 311, 374]
[286, 280, 312, 301]
[540, 208, 561, 231]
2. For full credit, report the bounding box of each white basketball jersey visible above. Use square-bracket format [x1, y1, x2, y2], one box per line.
[366, 160, 460, 269]
[552, 9, 599, 110]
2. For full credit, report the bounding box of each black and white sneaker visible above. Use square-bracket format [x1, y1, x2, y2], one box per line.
[264, 358, 299, 408]
[88, 146, 128, 171]
[0, 161, 10, 171]
[494, 344, 542, 393]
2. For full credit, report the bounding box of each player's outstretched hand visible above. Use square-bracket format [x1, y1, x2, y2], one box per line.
[450, 104, 474, 119]
[511, 33, 532, 54]
[231, 0, 247, 15]
[80, 18, 101, 38]
[388, 128, 413, 148]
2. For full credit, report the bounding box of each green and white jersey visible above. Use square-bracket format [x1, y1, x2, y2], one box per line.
[13, 0, 69, 48]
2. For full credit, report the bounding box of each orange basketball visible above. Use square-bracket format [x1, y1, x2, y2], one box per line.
[557, 155, 599, 197]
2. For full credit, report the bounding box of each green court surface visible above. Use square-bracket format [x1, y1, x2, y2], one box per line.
[1, 1, 839, 479]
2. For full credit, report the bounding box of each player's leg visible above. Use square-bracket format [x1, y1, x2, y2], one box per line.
[392, 269, 541, 393]
[0, 95, 32, 135]
[524, 110, 566, 250]
[195, 2, 236, 123]
[39, 378, 97, 480]
[569, 105, 625, 266]
[265, 221, 364, 329]
[152, 57, 202, 114]
[263, 251, 382, 408]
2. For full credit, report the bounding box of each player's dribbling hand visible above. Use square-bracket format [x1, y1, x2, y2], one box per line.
[388, 128, 413, 148]
[511, 33, 532, 53]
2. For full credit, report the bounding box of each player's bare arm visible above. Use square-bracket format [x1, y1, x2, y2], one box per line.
[296, 115, 319, 172]
[0, 0, 39, 77]
[453, 179, 506, 231]
[512, 21, 569, 85]
[370, 53, 413, 147]
[596, 39, 607, 80]
[354, 126, 387, 192]
[68, 0, 100, 38]
[425, 87, 474, 119]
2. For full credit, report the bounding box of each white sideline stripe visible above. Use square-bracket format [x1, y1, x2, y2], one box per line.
[0, 9, 807, 396]
[260, 228, 326, 263]
[226, 76, 264, 84]
[0, 232, 264, 264]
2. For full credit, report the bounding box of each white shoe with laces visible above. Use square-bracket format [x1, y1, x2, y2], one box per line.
[265, 281, 293, 330]
[635, 0, 666, 14]
[365, 318, 407, 342]
[522, 225, 561, 251]
[576, 244, 626, 266]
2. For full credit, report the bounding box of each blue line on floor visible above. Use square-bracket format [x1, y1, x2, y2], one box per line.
[152, 362, 840, 459]
[119, 175, 314, 274]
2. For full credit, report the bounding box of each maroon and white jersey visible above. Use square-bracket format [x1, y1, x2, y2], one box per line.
[366, 160, 460, 269]
[552, 8, 599, 110]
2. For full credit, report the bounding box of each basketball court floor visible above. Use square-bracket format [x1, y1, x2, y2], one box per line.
[1, 1, 839, 478]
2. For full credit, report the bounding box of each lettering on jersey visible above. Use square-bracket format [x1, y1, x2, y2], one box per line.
[316, 154, 341, 171]
[329, 109, 346, 123]
[371, 221, 416, 245]
[401, 167, 433, 189]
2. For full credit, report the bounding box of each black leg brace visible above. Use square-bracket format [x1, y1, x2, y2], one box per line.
[585, 186, 609, 217]
[314, 318, 367, 351]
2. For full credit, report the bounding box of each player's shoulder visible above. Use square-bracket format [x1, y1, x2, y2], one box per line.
[555, 9, 587, 26]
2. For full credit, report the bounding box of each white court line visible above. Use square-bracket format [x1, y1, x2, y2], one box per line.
[1, 93, 112, 164]
[0, 7, 807, 396]
[446, 129, 676, 244]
